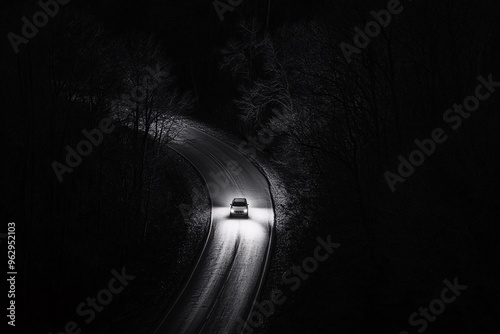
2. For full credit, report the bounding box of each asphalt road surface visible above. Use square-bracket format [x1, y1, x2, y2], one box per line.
[154, 127, 274, 334]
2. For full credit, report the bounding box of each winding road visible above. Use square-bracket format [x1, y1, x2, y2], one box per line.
[154, 127, 274, 334]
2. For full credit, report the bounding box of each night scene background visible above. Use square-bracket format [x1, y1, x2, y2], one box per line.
[2, 0, 500, 333]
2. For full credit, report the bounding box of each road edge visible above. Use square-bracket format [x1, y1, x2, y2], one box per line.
[151, 144, 214, 334]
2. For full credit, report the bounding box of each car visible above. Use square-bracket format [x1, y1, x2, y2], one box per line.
[230, 198, 249, 217]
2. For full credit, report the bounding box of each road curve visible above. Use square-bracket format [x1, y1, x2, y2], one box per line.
[154, 127, 274, 334]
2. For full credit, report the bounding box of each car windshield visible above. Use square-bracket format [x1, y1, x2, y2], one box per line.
[232, 198, 247, 206]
